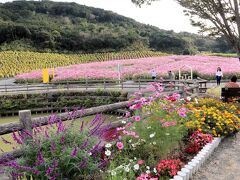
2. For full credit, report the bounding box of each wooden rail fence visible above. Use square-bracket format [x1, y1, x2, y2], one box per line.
[0, 79, 207, 94]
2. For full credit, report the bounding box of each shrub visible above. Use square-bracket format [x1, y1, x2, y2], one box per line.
[187, 106, 240, 136]
[105, 83, 188, 179]
[2, 114, 110, 179]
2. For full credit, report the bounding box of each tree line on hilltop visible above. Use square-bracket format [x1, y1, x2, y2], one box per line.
[0, 1, 234, 54]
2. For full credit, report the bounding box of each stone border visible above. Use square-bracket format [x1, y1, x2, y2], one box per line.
[170, 137, 222, 180]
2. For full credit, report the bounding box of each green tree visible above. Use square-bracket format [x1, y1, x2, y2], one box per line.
[132, 0, 240, 59]
[176, 0, 240, 59]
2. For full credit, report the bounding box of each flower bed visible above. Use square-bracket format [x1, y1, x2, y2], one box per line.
[15, 55, 240, 82]
[1, 83, 239, 179]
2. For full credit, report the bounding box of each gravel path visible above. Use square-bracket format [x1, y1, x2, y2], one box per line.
[193, 133, 240, 180]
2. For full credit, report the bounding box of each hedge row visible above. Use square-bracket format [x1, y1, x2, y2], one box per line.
[0, 90, 128, 115]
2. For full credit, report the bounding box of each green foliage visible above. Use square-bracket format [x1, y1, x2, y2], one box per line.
[9, 122, 103, 179]
[0, 90, 127, 114]
[106, 97, 189, 179]
[0, 1, 232, 54]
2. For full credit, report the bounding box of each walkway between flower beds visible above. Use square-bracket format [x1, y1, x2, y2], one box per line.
[193, 133, 240, 180]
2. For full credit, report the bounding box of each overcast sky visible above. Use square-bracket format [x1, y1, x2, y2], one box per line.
[0, 0, 200, 33]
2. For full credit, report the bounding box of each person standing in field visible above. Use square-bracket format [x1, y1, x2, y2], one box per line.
[216, 67, 223, 86]
[151, 69, 157, 80]
[168, 70, 175, 80]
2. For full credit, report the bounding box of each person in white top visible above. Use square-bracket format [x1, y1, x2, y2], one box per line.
[216, 67, 223, 86]
[151, 69, 157, 80]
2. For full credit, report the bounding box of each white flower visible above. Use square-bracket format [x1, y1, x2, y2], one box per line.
[134, 164, 140, 170]
[111, 171, 116, 176]
[165, 133, 170, 136]
[134, 157, 137, 160]
[195, 98, 199, 104]
[186, 96, 191, 101]
[149, 132, 156, 138]
[146, 170, 150, 174]
[132, 126, 136, 129]
[147, 126, 152, 129]
[88, 152, 92, 156]
[128, 139, 132, 143]
[121, 120, 127, 124]
[153, 168, 157, 174]
[146, 166, 150, 170]
[129, 159, 133, 162]
[152, 141, 156, 145]
[124, 166, 130, 172]
[132, 144, 136, 148]
[105, 143, 112, 148]
[105, 150, 111, 156]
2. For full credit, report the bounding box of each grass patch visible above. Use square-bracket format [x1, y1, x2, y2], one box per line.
[201, 52, 238, 57]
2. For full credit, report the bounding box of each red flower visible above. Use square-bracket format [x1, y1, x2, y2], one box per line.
[156, 159, 184, 177]
[137, 160, 145, 165]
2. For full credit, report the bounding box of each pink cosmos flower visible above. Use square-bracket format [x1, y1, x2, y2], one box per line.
[135, 116, 141, 122]
[126, 122, 132, 127]
[125, 111, 131, 117]
[162, 121, 176, 127]
[178, 111, 186, 118]
[116, 142, 124, 150]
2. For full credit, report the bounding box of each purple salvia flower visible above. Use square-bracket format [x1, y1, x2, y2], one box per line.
[10, 172, 24, 179]
[50, 142, 56, 153]
[89, 120, 104, 136]
[56, 121, 64, 134]
[52, 160, 58, 169]
[46, 167, 53, 176]
[70, 147, 78, 157]
[48, 114, 57, 127]
[79, 139, 89, 150]
[36, 151, 44, 165]
[90, 114, 101, 127]
[35, 138, 41, 145]
[22, 130, 33, 138]
[12, 132, 22, 144]
[60, 135, 64, 143]
[17, 131, 24, 140]
[45, 129, 49, 140]
[98, 160, 108, 169]
[79, 157, 88, 168]
[1, 137, 11, 144]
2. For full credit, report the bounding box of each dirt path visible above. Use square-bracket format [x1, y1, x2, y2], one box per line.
[193, 133, 240, 180]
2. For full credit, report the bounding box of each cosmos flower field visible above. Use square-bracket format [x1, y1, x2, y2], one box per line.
[15, 55, 240, 82]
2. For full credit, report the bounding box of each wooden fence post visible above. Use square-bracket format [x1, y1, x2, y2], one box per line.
[138, 79, 141, 90]
[180, 85, 186, 98]
[26, 82, 28, 92]
[195, 82, 199, 94]
[67, 81, 69, 90]
[86, 79, 88, 90]
[19, 110, 32, 142]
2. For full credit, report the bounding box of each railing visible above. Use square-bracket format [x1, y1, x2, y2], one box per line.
[0, 80, 201, 164]
[0, 79, 207, 94]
